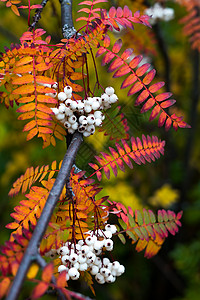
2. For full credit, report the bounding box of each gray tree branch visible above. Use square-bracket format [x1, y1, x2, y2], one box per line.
[6, 132, 83, 300]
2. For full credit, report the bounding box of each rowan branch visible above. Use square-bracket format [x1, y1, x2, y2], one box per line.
[29, 0, 49, 30]
[59, 0, 77, 38]
[6, 132, 83, 300]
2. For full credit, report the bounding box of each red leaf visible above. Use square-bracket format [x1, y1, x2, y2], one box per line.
[141, 98, 155, 113]
[149, 82, 165, 93]
[128, 82, 143, 96]
[129, 55, 143, 69]
[135, 90, 150, 105]
[121, 74, 137, 89]
[113, 65, 130, 78]
[112, 39, 122, 53]
[143, 69, 156, 85]
[108, 58, 123, 72]
[31, 282, 49, 299]
[109, 6, 116, 18]
[102, 52, 115, 65]
[160, 100, 176, 108]
[149, 105, 160, 121]
[155, 92, 172, 102]
[121, 48, 133, 60]
[165, 118, 172, 131]
[158, 112, 167, 127]
[136, 63, 151, 77]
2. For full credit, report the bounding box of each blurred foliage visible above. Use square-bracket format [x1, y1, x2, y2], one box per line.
[0, 0, 200, 299]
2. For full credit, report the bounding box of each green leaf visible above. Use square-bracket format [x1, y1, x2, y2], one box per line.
[118, 233, 126, 244]
[127, 230, 137, 242]
[118, 218, 127, 230]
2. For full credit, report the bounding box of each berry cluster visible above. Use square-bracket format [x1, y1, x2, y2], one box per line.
[55, 224, 125, 284]
[50, 85, 118, 137]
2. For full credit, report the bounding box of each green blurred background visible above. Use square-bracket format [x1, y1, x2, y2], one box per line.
[0, 0, 200, 299]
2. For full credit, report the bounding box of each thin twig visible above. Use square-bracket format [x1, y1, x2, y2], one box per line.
[29, 0, 49, 30]
[6, 132, 83, 300]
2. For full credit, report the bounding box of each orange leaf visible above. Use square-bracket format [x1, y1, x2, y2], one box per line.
[18, 111, 35, 120]
[35, 63, 52, 72]
[13, 85, 35, 95]
[31, 282, 49, 299]
[17, 103, 35, 113]
[36, 76, 55, 85]
[56, 271, 67, 288]
[12, 75, 34, 85]
[17, 96, 35, 103]
[13, 65, 33, 74]
[37, 104, 53, 114]
[37, 95, 57, 104]
[23, 120, 37, 132]
[15, 56, 33, 67]
[0, 277, 11, 298]
[26, 128, 38, 140]
[42, 263, 54, 283]
[5, 222, 19, 229]
[11, 261, 19, 276]
[38, 127, 53, 134]
[11, 4, 20, 16]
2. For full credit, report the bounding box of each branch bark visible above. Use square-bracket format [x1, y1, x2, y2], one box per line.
[59, 0, 77, 38]
[6, 132, 83, 300]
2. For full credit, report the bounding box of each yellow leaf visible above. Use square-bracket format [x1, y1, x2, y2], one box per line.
[27, 263, 39, 279]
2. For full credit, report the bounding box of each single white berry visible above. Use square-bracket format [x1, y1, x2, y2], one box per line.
[81, 245, 90, 254]
[94, 111, 102, 119]
[86, 125, 95, 134]
[79, 263, 88, 271]
[100, 267, 111, 278]
[68, 267, 78, 277]
[64, 121, 71, 129]
[84, 105, 92, 113]
[73, 262, 80, 270]
[56, 113, 65, 121]
[87, 115, 95, 125]
[95, 118, 102, 127]
[94, 249, 102, 256]
[104, 239, 113, 249]
[105, 86, 115, 95]
[83, 131, 91, 137]
[94, 257, 102, 267]
[116, 265, 125, 276]
[65, 99, 72, 107]
[68, 128, 75, 134]
[103, 258, 110, 268]
[112, 261, 120, 270]
[85, 236, 94, 246]
[70, 101, 79, 111]
[58, 92, 67, 101]
[64, 85, 73, 95]
[68, 115, 77, 124]
[58, 265, 68, 273]
[101, 93, 110, 102]
[58, 105, 66, 114]
[52, 82, 58, 89]
[92, 101, 100, 110]
[105, 224, 117, 234]
[79, 116, 87, 124]
[94, 240, 104, 250]
[69, 253, 78, 263]
[78, 240, 84, 246]
[65, 108, 73, 116]
[106, 275, 116, 283]
[95, 273, 105, 284]
[71, 122, 78, 130]
[58, 246, 70, 256]
[109, 94, 118, 103]
[61, 255, 69, 265]
[78, 254, 87, 264]
[78, 125, 86, 133]
[90, 265, 99, 275]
